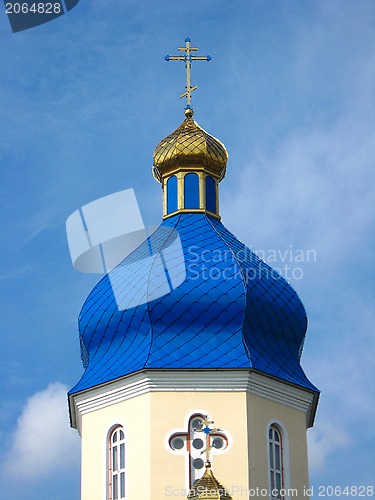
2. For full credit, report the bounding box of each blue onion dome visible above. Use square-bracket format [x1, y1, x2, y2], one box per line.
[70, 213, 317, 394]
[69, 116, 318, 396]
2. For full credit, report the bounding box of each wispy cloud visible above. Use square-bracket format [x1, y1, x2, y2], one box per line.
[221, 8, 375, 475]
[308, 420, 351, 472]
[0, 265, 31, 281]
[23, 207, 58, 245]
[1, 382, 80, 480]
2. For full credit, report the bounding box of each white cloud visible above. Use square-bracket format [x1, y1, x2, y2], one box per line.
[308, 421, 351, 472]
[220, 19, 375, 475]
[1, 382, 80, 480]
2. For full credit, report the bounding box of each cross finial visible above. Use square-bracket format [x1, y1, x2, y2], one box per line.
[165, 37, 211, 117]
[194, 415, 222, 465]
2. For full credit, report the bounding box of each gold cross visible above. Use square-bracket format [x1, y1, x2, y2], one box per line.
[165, 37, 211, 112]
[194, 416, 221, 464]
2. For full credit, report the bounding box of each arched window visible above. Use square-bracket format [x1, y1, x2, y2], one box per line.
[205, 176, 216, 214]
[109, 426, 126, 500]
[269, 425, 284, 500]
[184, 173, 200, 209]
[167, 175, 178, 214]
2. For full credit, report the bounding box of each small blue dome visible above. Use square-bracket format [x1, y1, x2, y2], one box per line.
[69, 213, 317, 395]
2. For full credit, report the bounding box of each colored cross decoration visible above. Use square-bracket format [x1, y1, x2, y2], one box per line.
[193, 415, 222, 464]
[167, 413, 229, 489]
[165, 37, 211, 111]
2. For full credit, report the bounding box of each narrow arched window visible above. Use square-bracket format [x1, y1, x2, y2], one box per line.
[109, 426, 126, 500]
[167, 175, 178, 214]
[269, 425, 284, 500]
[184, 173, 200, 209]
[205, 176, 216, 214]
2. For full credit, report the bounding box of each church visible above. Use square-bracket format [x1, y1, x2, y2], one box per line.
[68, 38, 319, 500]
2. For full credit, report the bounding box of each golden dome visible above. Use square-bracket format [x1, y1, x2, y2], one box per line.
[153, 115, 228, 182]
[187, 462, 233, 500]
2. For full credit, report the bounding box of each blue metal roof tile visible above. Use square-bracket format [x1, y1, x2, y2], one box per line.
[69, 213, 318, 395]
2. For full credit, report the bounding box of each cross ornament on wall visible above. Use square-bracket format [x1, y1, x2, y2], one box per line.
[167, 413, 229, 490]
[193, 415, 222, 465]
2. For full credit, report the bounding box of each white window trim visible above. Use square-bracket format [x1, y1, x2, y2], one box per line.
[267, 419, 291, 500]
[106, 422, 127, 500]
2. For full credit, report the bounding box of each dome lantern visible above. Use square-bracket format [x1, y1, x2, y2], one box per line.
[153, 38, 228, 220]
[153, 114, 228, 219]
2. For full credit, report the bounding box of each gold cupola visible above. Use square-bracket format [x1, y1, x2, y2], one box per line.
[153, 38, 228, 220]
[153, 110, 228, 180]
[153, 109, 228, 219]
[187, 462, 233, 500]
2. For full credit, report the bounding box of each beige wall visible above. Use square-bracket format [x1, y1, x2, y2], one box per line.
[247, 393, 310, 499]
[81, 393, 152, 500]
[150, 391, 248, 499]
[80, 389, 310, 500]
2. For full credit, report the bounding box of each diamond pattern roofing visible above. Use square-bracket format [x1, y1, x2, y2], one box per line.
[69, 213, 318, 395]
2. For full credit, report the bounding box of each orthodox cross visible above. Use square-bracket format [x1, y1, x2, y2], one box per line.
[165, 37, 211, 111]
[193, 415, 222, 464]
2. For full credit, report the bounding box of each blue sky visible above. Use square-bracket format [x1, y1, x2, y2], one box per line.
[0, 1, 374, 498]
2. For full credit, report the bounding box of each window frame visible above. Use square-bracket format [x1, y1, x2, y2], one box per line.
[205, 175, 217, 214]
[268, 424, 284, 500]
[108, 425, 126, 500]
[184, 172, 200, 209]
[166, 175, 178, 214]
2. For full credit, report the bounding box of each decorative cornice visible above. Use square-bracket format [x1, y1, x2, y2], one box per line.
[163, 209, 220, 220]
[69, 369, 318, 435]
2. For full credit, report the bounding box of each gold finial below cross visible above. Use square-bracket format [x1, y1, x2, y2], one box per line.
[165, 37, 211, 115]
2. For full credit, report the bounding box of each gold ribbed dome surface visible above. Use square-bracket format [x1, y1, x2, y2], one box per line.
[153, 116, 228, 181]
[187, 463, 233, 500]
